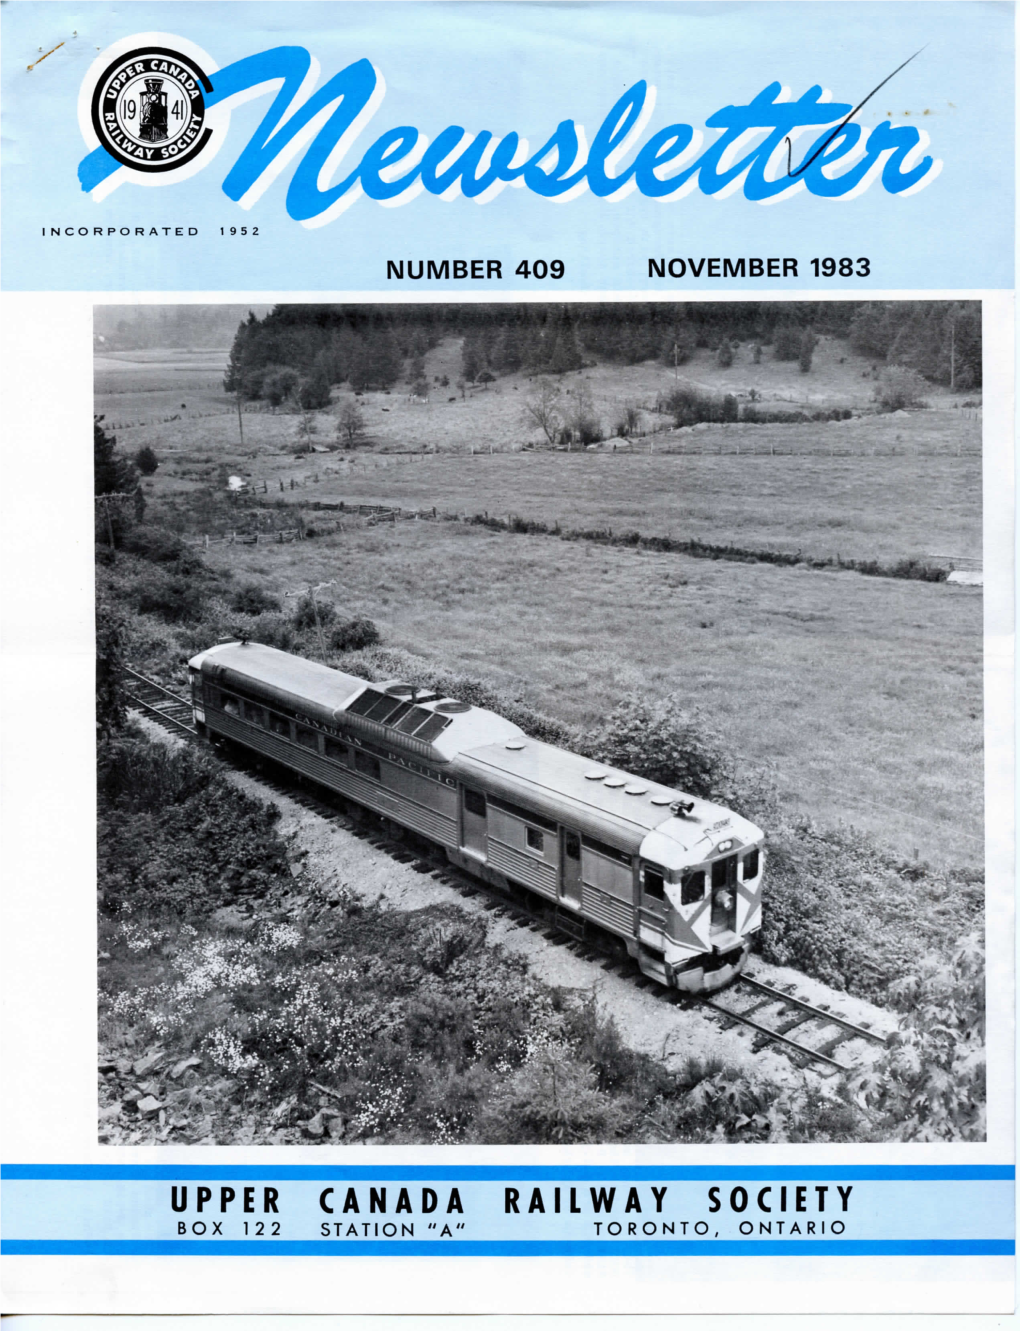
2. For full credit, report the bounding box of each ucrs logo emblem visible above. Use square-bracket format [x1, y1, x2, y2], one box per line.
[91, 47, 212, 171]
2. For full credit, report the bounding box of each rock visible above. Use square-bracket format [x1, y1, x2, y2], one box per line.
[326, 1115, 346, 1141]
[122, 1087, 143, 1104]
[98, 1058, 118, 1073]
[133, 1049, 165, 1077]
[98, 1101, 123, 1122]
[116, 1059, 134, 1076]
[302, 1110, 326, 1137]
[136, 1095, 163, 1116]
[98, 952, 112, 961]
[211, 905, 251, 931]
[170, 1056, 202, 1080]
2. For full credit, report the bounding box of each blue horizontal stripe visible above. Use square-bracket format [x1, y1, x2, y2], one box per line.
[2, 1164, 1014, 1181]
[2, 1239, 1014, 1258]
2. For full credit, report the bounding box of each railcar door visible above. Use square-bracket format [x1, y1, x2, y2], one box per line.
[559, 829, 583, 909]
[638, 860, 667, 952]
[461, 786, 488, 858]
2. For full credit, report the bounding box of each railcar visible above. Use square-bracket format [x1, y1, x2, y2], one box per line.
[188, 641, 765, 993]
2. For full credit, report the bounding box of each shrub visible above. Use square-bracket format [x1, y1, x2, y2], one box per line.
[230, 584, 282, 616]
[122, 524, 204, 572]
[96, 594, 127, 738]
[721, 393, 739, 422]
[292, 594, 336, 632]
[131, 567, 207, 623]
[329, 617, 381, 652]
[716, 338, 734, 368]
[577, 692, 732, 799]
[851, 934, 985, 1140]
[134, 445, 159, 475]
[876, 366, 928, 412]
[97, 729, 289, 915]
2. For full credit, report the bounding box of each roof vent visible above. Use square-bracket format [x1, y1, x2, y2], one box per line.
[584, 768, 608, 781]
[433, 699, 471, 714]
[603, 776, 625, 789]
[650, 794, 674, 807]
[624, 784, 648, 796]
[505, 740, 526, 751]
[385, 682, 440, 703]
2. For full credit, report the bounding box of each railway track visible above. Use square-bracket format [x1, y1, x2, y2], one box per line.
[122, 668, 891, 1074]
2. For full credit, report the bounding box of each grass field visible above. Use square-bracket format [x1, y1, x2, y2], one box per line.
[200, 522, 983, 867]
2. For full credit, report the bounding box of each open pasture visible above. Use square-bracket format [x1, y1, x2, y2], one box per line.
[278, 447, 981, 566]
[201, 521, 983, 868]
[94, 349, 233, 432]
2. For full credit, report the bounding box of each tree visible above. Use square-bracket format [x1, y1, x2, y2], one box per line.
[566, 378, 601, 444]
[716, 338, 734, 368]
[335, 396, 366, 449]
[95, 593, 126, 738]
[134, 445, 159, 476]
[524, 379, 562, 446]
[798, 330, 817, 373]
[94, 416, 136, 496]
[773, 324, 801, 361]
[263, 366, 300, 409]
[298, 365, 332, 410]
[477, 369, 495, 390]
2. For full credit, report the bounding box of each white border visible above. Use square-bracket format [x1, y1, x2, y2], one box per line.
[0, 287, 1014, 1314]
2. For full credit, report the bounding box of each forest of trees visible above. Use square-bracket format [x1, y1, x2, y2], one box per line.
[222, 300, 982, 406]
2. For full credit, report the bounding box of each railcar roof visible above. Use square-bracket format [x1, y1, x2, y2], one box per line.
[456, 738, 720, 842]
[191, 641, 367, 713]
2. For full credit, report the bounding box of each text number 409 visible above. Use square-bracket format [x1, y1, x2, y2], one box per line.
[515, 260, 564, 279]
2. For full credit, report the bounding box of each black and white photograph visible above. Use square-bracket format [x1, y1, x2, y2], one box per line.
[94, 299, 985, 1147]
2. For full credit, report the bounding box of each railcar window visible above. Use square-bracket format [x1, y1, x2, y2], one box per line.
[681, 870, 706, 905]
[295, 726, 319, 751]
[711, 858, 730, 889]
[364, 694, 406, 724]
[241, 700, 264, 725]
[463, 788, 486, 818]
[642, 865, 665, 901]
[353, 750, 382, 782]
[269, 713, 290, 737]
[582, 835, 632, 866]
[742, 849, 760, 879]
[394, 706, 431, 735]
[324, 738, 348, 763]
[413, 713, 452, 743]
[347, 689, 385, 717]
[490, 796, 556, 832]
[221, 693, 240, 717]
[564, 831, 581, 861]
[526, 827, 544, 853]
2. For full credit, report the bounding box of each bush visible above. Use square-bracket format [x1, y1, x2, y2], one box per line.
[230, 584, 282, 616]
[292, 594, 336, 632]
[134, 445, 159, 475]
[851, 935, 985, 1140]
[131, 567, 207, 623]
[721, 393, 738, 422]
[329, 617, 381, 652]
[577, 692, 732, 800]
[716, 338, 734, 368]
[876, 366, 928, 412]
[121, 524, 204, 572]
[97, 729, 289, 915]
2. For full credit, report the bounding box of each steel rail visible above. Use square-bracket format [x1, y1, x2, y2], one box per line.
[738, 974, 888, 1045]
[699, 997, 852, 1070]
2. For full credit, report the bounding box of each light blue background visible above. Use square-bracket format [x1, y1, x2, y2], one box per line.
[0, 2, 1014, 291]
[2, 1176, 1014, 1245]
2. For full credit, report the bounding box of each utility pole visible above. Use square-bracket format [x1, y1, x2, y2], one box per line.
[307, 583, 327, 661]
[949, 318, 956, 392]
[235, 391, 245, 448]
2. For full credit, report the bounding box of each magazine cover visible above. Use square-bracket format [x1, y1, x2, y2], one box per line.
[0, 0, 1015, 1316]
